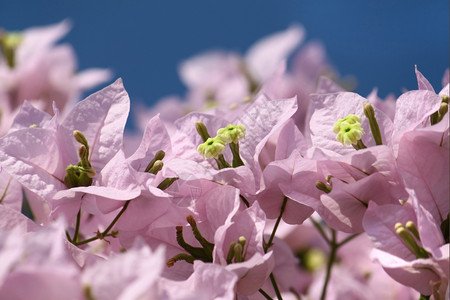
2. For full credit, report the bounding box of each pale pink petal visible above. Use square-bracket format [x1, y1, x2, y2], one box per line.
[392, 90, 441, 143]
[127, 114, 173, 172]
[226, 252, 274, 296]
[58, 78, 130, 172]
[82, 244, 165, 300]
[0, 205, 39, 232]
[309, 92, 394, 155]
[179, 51, 241, 89]
[16, 20, 71, 64]
[246, 24, 305, 82]
[320, 173, 393, 233]
[0, 169, 22, 211]
[371, 249, 443, 296]
[74, 68, 112, 91]
[0, 128, 66, 201]
[363, 201, 417, 260]
[8, 101, 53, 132]
[397, 128, 449, 224]
[161, 261, 238, 300]
[415, 66, 435, 92]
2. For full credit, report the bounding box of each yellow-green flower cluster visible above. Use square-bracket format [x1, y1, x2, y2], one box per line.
[217, 124, 246, 144]
[197, 124, 246, 160]
[333, 114, 365, 146]
[197, 137, 226, 159]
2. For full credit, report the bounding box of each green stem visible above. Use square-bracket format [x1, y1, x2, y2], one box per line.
[0, 176, 12, 203]
[261, 197, 287, 300]
[229, 142, 245, 167]
[364, 103, 383, 145]
[264, 197, 288, 252]
[353, 139, 367, 150]
[74, 200, 130, 246]
[309, 217, 330, 244]
[72, 209, 82, 243]
[419, 294, 430, 300]
[75, 232, 118, 246]
[320, 229, 337, 300]
[337, 233, 360, 247]
[258, 288, 273, 300]
[430, 111, 439, 125]
[65, 230, 73, 243]
[103, 200, 130, 236]
[215, 154, 231, 169]
[270, 273, 283, 300]
[240, 194, 250, 208]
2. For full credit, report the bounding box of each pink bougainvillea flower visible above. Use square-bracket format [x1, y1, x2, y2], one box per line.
[309, 91, 394, 156]
[180, 24, 304, 101]
[137, 25, 304, 130]
[367, 88, 397, 121]
[0, 205, 39, 233]
[262, 41, 340, 134]
[119, 181, 239, 279]
[164, 93, 298, 205]
[273, 218, 419, 300]
[103, 115, 178, 235]
[391, 91, 443, 151]
[313, 145, 407, 233]
[159, 261, 238, 300]
[251, 235, 305, 299]
[125, 182, 274, 296]
[397, 117, 449, 229]
[0, 220, 82, 300]
[259, 150, 317, 224]
[244, 24, 305, 84]
[82, 242, 166, 300]
[308, 67, 445, 157]
[0, 78, 136, 223]
[213, 201, 274, 295]
[0, 20, 111, 136]
[363, 199, 448, 297]
[0, 166, 22, 212]
[280, 145, 405, 233]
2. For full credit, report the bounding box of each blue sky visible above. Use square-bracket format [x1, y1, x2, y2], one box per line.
[1, 1, 448, 117]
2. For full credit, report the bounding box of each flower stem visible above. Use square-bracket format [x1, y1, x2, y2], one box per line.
[103, 200, 130, 236]
[74, 200, 130, 246]
[72, 209, 82, 243]
[258, 288, 273, 300]
[270, 273, 283, 300]
[261, 197, 287, 300]
[320, 229, 337, 300]
[65, 230, 73, 243]
[75, 232, 118, 246]
[229, 142, 244, 167]
[239, 194, 250, 208]
[309, 217, 330, 244]
[337, 233, 360, 247]
[264, 197, 288, 252]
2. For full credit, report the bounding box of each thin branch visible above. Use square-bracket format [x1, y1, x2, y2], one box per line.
[270, 273, 283, 300]
[309, 217, 330, 244]
[72, 209, 82, 243]
[265, 197, 288, 252]
[74, 200, 130, 246]
[258, 288, 273, 300]
[320, 229, 337, 300]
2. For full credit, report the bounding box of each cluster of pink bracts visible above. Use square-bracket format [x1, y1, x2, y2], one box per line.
[0, 21, 448, 300]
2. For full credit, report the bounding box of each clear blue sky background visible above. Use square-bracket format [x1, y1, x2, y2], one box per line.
[1, 1, 448, 127]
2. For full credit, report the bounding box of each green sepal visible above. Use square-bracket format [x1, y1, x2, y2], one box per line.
[64, 164, 93, 188]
